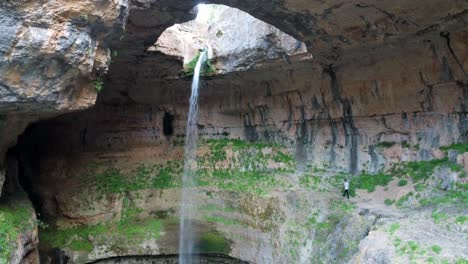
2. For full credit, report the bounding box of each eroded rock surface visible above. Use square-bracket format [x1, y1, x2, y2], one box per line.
[0, 0, 468, 263]
[155, 4, 310, 73]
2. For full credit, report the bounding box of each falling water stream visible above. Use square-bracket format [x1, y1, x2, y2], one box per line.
[179, 50, 207, 264]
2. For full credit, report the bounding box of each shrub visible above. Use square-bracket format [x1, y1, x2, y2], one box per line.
[391, 158, 456, 182]
[352, 172, 393, 193]
[431, 245, 442, 254]
[376, 141, 397, 148]
[195, 232, 230, 254]
[388, 223, 400, 235]
[431, 210, 448, 224]
[396, 193, 412, 207]
[93, 77, 104, 92]
[398, 179, 408, 186]
[0, 204, 33, 262]
[440, 143, 468, 153]
[455, 215, 468, 224]
[384, 199, 394, 206]
[183, 51, 216, 76]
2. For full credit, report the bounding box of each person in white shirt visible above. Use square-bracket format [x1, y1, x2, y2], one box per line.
[343, 179, 350, 199]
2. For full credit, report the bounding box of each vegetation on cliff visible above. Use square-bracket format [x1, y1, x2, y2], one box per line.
[0, 199, 35, 263]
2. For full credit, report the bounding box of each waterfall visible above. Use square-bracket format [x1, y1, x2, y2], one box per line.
[179, 50, 207, 264]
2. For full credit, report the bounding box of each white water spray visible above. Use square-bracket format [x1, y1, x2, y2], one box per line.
[179, 50, 207, 264]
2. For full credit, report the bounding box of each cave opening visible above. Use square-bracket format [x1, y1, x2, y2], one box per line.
[152, 3, 311, 76]
[163, 112, 175, 136]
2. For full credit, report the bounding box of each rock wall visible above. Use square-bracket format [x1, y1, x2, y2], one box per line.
[0, 0, 129, 194]
[12, 23, 468, 263]
[1, 0, 468, 263]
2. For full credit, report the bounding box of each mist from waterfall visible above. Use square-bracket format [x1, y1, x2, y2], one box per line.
[178, 50, 207, 264]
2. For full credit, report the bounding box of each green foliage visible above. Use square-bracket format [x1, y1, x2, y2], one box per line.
[40, 198, 163, 253]
[408, 241, 419, 252]
[430, 245, 442, 254]
[398, 179, 408, 186]
[351, 172, 393, 194]
[376, 141, 397, 148]
[152, 161, 182, 188]
[431, 210, 448, 224]
[299, 174, 321, 190]
[419, 183, 468, 207]
[330, 200, 355, 213]
[93, 77, 104, 92]
[455, 215, 468, 224]
[197, 139, 293, 195]
[390, 158, 460, 182]
[414, 183, 426, 192]
[208, 169, 277, 195]
[40, 224, 106, 252]
[93, 162, 181, 194]
[388, 223, 400, 235]
[196, 232, 230, 254]
[384, 199, 395, 206]
[396, 192, 413, 208]
[183, 51, 216, 76]
[455, 258, 468, 264]
[274, 151, 294, 164]
[0, 203, 34, 262]
[95, 168, 127, 193]
[203, 215, 240, 226]
[440, 143, 468, 153]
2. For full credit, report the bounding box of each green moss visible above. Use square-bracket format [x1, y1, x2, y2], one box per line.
[40, 224, 106, 252]
[430, 245, 442, 254]
[0, 202, 34, 262]
[197, 139, 294, 195]
[203, 215, 240, 226]
[92, 161, 181, 194]
[40, 197, 163, 253]
[196, 232, 230, 254]
[212, 170, 277, 195]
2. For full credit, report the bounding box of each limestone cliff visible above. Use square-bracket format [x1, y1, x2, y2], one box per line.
[0, 0, 468, 264]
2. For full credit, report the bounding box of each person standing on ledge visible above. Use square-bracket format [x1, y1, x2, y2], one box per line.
[343, 179, 350, 199]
